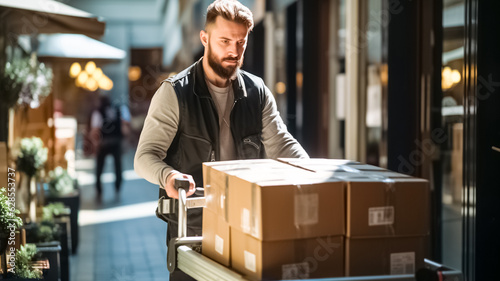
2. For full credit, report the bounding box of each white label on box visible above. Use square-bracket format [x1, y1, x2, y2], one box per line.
[241, 208, 251, 233]
[282, 262, 310, 279]
[294, 193, 319, 225]
[368, 206, 395, 226]
[215, 235, 224, 255]
[244, 250, 257, 273]
[390, 252, 415, 275]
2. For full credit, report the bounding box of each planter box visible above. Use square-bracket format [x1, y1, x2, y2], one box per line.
[45, 187, 80, 254]
[36, 241, 61, 281]
[54, 219, 70, 281]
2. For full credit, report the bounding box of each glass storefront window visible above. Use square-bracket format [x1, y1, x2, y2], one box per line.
[441, 0, 464, 270]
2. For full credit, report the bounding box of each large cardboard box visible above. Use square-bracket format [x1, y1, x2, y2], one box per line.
[203, 160, 299, 219]
[346, 178, 429, 237]
[227, 175, 345, 241]
[345, 235, 428, 276]
[231, 228, 344, 280]
[202, 208, 231, 266]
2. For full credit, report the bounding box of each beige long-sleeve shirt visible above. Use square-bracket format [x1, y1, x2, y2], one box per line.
[134, 80, 309, 188]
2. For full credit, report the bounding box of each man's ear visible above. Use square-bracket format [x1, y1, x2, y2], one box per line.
[200, 30, 208, 47]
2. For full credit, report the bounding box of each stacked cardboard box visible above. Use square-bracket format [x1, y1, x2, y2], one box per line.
[202, 158, 430, 279]
[202, 159, 345, 280]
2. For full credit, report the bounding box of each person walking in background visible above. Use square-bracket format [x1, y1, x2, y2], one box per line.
[90, 95, 131, 203]
[134, 0, 308, 279]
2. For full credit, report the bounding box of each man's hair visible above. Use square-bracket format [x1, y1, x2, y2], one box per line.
[205, 0, 254, 31]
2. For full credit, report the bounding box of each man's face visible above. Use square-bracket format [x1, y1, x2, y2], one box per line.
[201, 16, 249, 79]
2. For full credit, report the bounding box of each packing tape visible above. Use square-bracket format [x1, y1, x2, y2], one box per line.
[240, 183, 259, 237]
[293, 183, 318, 239]
[361, 171, 396, 236]
[250, 183, 259, 237]
[224, 175, 229, 222]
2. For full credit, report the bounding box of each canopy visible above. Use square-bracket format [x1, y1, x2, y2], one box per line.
[0, 0, 105, 38]
[37, 34, 126, 62]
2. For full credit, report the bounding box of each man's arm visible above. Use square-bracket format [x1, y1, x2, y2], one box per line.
[261, 85, 309, 159]
[134, 82, 179, 189]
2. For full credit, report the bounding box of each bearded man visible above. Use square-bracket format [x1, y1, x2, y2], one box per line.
[134, 0, 308, 279]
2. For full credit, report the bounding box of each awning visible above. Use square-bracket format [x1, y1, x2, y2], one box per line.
[37, 34, 126, 62]
[0, 0, 105, 37]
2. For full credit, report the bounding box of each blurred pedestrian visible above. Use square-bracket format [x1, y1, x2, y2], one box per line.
[90, 95, 130, 202]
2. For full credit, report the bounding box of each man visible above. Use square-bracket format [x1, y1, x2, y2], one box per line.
[90, 95, 130, 203]
[135, 0, 308, 279]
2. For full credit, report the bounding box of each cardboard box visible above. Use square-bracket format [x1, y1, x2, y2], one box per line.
[345, 235, 428, 276]
[227, 175, 345, 241]
[346, 178, 429, 237]
[203, 160, 298, 219]
[231, 228, 344, 280]
[202, 208, 231, 266]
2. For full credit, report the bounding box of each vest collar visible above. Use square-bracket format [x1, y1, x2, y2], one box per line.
[193, 57, 247, 101]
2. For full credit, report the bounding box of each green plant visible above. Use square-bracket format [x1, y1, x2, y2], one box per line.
[25, 220, 61, 244]
[17, 53, 53, 108]
[25, 203, 64, 243]
[0, 187, 23, 236]
[0, 54, 30, 108]
[12, 244, 43, 279]
[42, 202, 67, 221]
[0, 51, 53, 109]
[12, 137, 48, 178]
[47, 167, 75, 197]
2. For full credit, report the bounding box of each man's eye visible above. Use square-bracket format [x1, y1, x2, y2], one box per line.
[221, 40, 228, 44]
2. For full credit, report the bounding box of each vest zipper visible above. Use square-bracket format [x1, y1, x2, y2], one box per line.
[210, 150, 215, 162]
[243, 138, 260, 150]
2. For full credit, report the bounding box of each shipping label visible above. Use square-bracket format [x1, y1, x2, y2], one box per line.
[390, 252, 415, 275]
[241, 208, 251, 233]
[282, 262, 310, 279]
[244, 250, 257, 273]
[215, 235, 224, 255]
[368, 206, 395, 226]
[294, 193, 319, 226]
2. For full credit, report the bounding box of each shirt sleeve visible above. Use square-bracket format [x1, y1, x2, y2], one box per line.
[261, 85, 309, 159]
[134, 82, 180, 189]
[120, 104, 131, 122]
[90, 110, 102, 129]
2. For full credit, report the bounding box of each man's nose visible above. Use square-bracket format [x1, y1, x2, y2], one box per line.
[227, 43, 239, 57]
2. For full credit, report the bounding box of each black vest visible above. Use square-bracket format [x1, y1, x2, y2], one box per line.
[100, 106, 122, 140]
[157, 58, 267, 231]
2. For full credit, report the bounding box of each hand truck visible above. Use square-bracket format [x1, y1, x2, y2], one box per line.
[159, 179, 463, 281]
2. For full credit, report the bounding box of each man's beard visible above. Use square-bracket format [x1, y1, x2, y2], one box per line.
[207, 43, 243, 80]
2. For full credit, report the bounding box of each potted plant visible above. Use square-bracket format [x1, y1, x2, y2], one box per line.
[0, 187, 23, 255]
[46, 167, 75, 198]
[5, 244, 43, 280]
[11, 137, 48, 222]
[45, 167, 80, 255]
[0, 51, 53, 110]
[23, 203, 65, 281]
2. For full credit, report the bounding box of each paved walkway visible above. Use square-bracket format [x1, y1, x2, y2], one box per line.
[70, 147, 170, 281]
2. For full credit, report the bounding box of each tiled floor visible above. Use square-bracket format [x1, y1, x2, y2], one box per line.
[70, 147, 170, 281]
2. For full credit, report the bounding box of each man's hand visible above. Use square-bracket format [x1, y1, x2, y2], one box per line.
[164, 172, 196, 199]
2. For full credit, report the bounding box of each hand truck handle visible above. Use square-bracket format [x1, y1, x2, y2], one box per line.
[175, 178, 190, 238]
